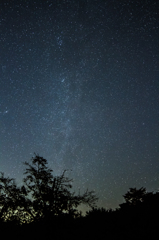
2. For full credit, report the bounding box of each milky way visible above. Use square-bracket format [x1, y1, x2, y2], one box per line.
[0, 0, 159, 210]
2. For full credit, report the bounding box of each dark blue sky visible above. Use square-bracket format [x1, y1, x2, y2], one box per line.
[0, 0, 159, 210]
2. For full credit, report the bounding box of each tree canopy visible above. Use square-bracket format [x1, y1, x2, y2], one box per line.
[0, 154, 98, 224]
[1, 156, 159, 239]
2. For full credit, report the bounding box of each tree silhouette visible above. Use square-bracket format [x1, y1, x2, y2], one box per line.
[123, 187, 146, 204]
[118, 187, 159, 238]
[119, 187, 152, 210]
[0, 154, 98, 224]
[0, 172, 32, 224]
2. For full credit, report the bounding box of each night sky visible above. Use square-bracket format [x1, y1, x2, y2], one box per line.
[0, 0, 159, 211]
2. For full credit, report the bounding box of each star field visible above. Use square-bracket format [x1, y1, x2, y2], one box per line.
[0, 0, 159, 210]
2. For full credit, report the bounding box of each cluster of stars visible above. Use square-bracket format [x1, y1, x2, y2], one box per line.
[0, 0, 158, 210]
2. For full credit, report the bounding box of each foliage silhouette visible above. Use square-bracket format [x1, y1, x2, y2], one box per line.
[119, 187, 155, 212]
[124, 187, 147, 204]
[0, 172, 32, 224]
[0, 154, 98, 224]
[1, 157, 159, 239]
